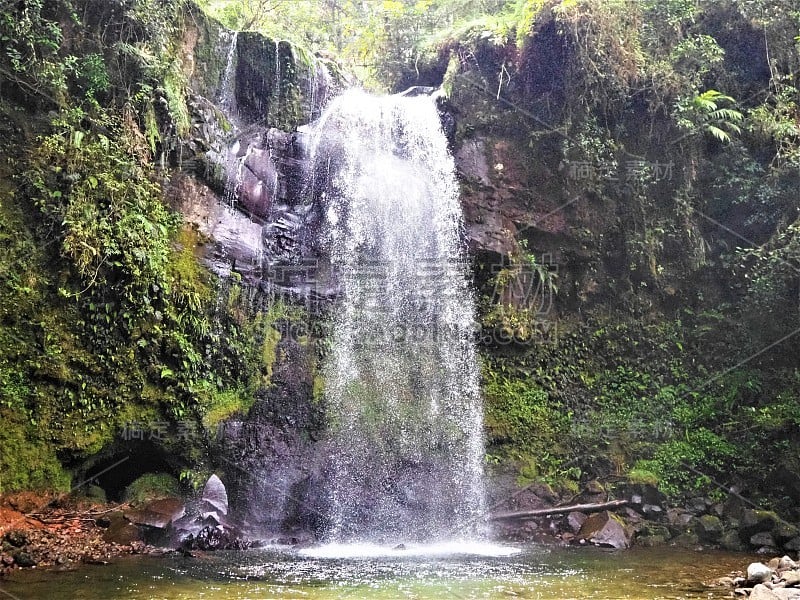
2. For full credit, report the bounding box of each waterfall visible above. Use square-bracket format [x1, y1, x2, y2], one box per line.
[311, 89, 486, 543]
[217, 31, 241, 206]
[271, 40, 282, 124]
[219, 31, 239, 118]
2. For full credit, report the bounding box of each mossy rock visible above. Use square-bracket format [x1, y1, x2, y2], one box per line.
[82, 484, 107, 504]
[720, 529, 746, 552]
[740, 509, 781, 540]
[636, 523, 672, 547]
[123, 473, 180, 506]
[695, 514, 724, 543]
[774, 520, 800, 544]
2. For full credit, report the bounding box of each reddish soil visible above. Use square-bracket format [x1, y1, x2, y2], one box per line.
[0, 492, 155, 577]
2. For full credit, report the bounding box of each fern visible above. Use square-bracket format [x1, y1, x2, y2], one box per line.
[677, 89, 743, 143]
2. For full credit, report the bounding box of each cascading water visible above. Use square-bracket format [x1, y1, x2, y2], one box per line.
[310, 89, 486, 543]
[219, 31, 238, 117]
[217, 30, 242, 206]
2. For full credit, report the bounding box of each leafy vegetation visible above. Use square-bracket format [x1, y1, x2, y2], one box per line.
[431, 0, 800, 513]
[0, 0, 300, 492]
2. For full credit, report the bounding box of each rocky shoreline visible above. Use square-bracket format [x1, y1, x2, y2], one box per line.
[0, 493, 161, 577]
[713, 555, 800, 599]
[0, 475, 245, 578]
[489, 478, 800, 556]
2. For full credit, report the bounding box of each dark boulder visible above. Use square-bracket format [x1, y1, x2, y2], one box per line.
[125, 498, 185, 529]
[180, 525, 250, 551]
[102, 513, 144, 545]
[695, 514, 725, 543]
[741, 510, 781, 541]
[567, 511, 587, 533]
[575, 511, 632, 549]
[11, 551, 35, 567]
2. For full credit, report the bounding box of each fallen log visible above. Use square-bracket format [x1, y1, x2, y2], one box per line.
[488, 499, 629, 521]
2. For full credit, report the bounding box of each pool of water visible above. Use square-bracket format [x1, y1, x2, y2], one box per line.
[0, 543, 751, 599]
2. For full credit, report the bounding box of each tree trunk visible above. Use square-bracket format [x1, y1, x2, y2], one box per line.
[489, 499, 630, 521]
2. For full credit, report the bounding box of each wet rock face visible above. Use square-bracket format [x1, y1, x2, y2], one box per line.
[217, 337, 326, 537]
[166, 173, 265, 280]
[234, 34, 283, 125]
[232, 128, 309, 220]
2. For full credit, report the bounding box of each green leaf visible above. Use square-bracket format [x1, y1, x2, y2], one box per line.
[707, 125, 731, 142]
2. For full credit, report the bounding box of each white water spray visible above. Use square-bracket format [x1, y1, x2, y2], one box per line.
[311, 89, 486, 543]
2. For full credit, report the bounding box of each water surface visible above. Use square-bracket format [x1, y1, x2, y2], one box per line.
[1, 544, 751, 599]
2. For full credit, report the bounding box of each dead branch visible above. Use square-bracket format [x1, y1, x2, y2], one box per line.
[488, 499, 630, 521]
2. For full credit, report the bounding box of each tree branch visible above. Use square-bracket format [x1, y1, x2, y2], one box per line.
[488, 499, 630, 521]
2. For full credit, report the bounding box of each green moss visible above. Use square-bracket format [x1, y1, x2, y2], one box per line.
[261, 326, 281, 383]
[627, 467, 660, 487]
[513, 0, 548, 49]
[182, 3, 227, 98]
[201, 387, 253, 433]
[312, 373, 325, 403]
[123, 472, 180, 504]
[0, 411, 71, 494]
[170, 226, 214, 303]
[440, 52, 460, 99]
[143, 101, 161, 155]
